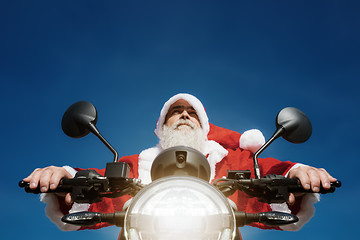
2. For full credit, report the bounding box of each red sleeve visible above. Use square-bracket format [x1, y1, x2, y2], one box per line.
[258, 157, 296, 176]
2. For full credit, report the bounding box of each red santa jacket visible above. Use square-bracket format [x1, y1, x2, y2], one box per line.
[42, 123, 318, 234]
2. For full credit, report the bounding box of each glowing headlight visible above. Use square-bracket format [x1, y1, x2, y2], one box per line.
[124, 176, 235, 240]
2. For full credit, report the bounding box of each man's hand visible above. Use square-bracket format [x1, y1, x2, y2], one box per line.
[287, 165, 337, 205]
[23, 166, 73, 205]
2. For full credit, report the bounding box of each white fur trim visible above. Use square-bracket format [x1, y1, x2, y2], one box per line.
[239, 129, 265, 153]
[138, 146, 163, 184]
[137, 141, 228, 184]
[270, 193, 320, 231]
[154, 93, 210, 137]
[204, 140, 228, 181]
[284, 163, 306, 178]
[63, 165, 77, 178]
[40, 166, 90, 231]
[270, 163, 320, 231]
[40, 193, 81, 231]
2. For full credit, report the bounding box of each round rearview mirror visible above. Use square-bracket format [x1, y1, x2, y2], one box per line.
[276, 107, 312, 143]
[61, 101, 98, 138]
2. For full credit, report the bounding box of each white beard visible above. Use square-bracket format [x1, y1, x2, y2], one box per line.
[159, 119, 207, 153]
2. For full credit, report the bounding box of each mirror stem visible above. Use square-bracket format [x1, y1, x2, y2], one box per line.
[88, 123, 119, 163]
[253, 127, 284, 179]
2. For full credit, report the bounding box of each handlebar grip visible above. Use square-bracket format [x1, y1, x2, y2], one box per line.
[332, 180, 342, 187]
[289, 180, 341, 194]
[19, 180, 72, 194]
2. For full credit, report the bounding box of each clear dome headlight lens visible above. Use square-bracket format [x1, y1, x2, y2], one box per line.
[124, 176, 235, 240]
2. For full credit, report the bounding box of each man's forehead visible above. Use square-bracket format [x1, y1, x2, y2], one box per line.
[168, 99, 195, 110]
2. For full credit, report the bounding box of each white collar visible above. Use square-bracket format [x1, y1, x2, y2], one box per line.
[138, 140, 228, 184]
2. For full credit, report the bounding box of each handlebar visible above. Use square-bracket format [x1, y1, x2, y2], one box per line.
[213, 173, 341, 203]
[19, 169, 145, 203]
[20, 169, 341, 205]
[19, 179, 73, 194]
[287, 179, 341, 193]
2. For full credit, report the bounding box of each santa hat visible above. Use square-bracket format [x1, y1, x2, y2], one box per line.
[154, 93, 210, 137]
[154, 93, 265, 153]
[208, 123, 265, 153]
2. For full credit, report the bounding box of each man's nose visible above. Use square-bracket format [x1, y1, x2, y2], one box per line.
[180, 110, 190, 120]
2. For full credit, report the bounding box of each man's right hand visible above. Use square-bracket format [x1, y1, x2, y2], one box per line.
[23, 166, 73, 205]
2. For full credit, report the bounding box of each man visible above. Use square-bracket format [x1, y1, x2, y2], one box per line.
[23, 93, 337, 235]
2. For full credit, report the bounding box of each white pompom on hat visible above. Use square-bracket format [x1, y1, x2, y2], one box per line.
[239, 129, 265, 153]
[154, 93, 210, 137]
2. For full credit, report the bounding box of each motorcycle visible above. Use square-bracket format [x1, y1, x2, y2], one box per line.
[19, 101, 341, 240]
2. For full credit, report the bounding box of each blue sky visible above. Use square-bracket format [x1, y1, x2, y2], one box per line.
[1, 1, 359, 239]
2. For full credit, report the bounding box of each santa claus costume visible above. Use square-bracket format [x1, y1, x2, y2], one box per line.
[40, 93, 319, 237]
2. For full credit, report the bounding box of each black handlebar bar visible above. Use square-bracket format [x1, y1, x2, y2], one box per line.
[213, 172, 341, 203]
[20, 170, 341, 204]
[19, 179, 73, 194]
[19, 169, 144, 203]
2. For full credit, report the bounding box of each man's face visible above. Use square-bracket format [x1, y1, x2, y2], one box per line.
[160, 99, 205, 152]
[164, 99, 201, 129]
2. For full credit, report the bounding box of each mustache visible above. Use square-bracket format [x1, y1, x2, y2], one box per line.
[171, 119, 196, 129]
